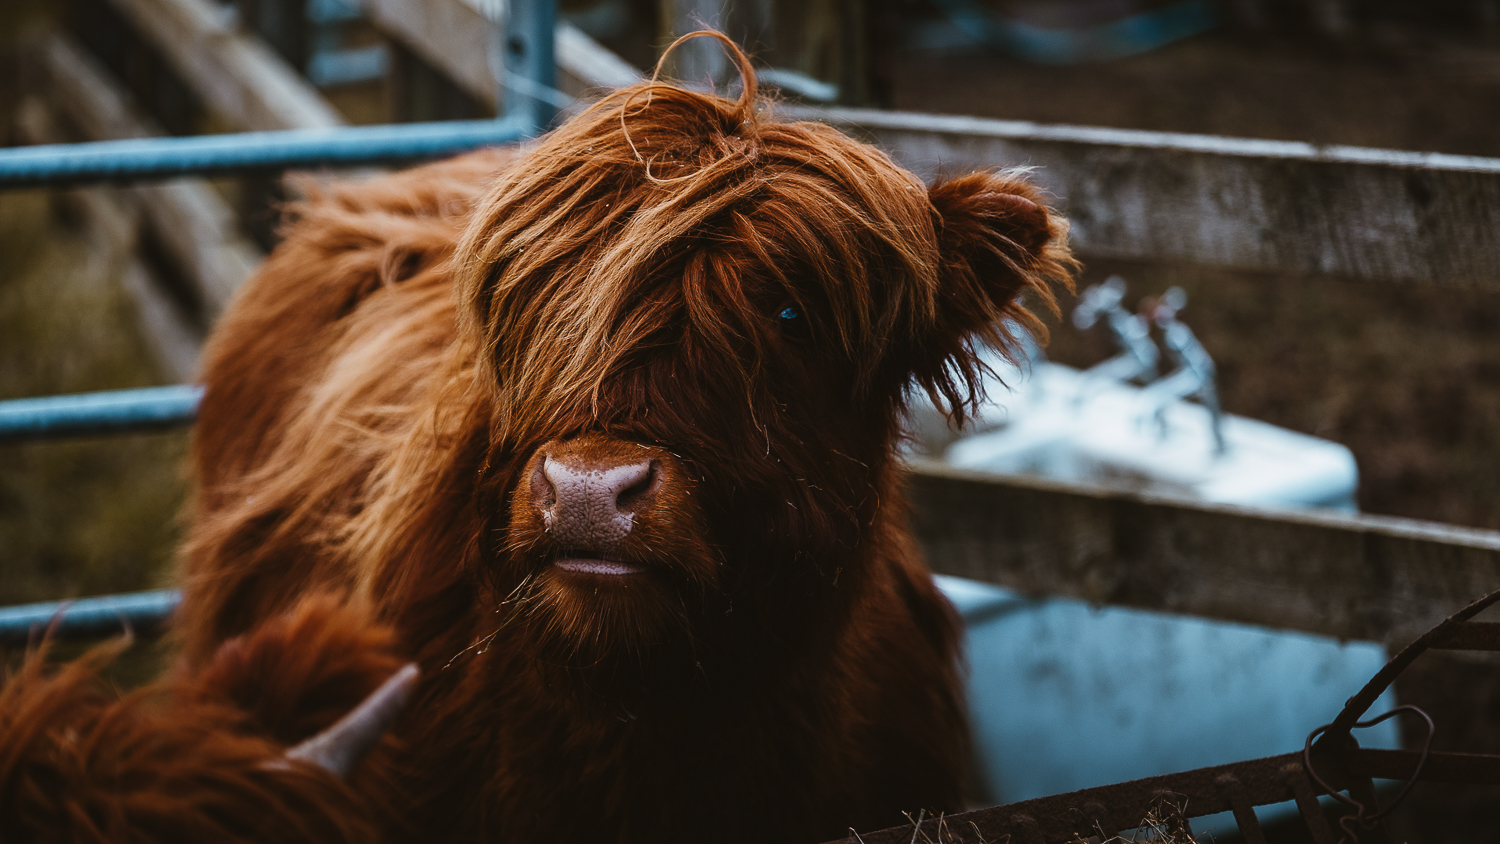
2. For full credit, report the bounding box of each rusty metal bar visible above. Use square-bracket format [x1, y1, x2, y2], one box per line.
[1287, 761, 1339, 844]
[1215, 773, 1267, 844]
[1329, 589, 1500, 738]
[1355, 748, 1500, 784]
[832, 752, 1308, 843]
[1427, 620, 1500, 650]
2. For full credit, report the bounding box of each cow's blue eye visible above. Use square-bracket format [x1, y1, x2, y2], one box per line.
[776, 304, 811, 341]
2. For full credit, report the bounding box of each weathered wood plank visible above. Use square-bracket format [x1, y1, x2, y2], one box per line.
[784, 106, 1500, 289]
[33, 33, 262, 319]
[116, 255, 206, 382]
[906, 459, 1500, 646]
[356, 0, 641, 111]
[363, 0, 495, 108]
[104, 0, 344, 131]
[555, 19, 642, 93]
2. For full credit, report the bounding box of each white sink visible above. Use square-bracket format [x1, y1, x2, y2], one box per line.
[946, 361, 1358, 511]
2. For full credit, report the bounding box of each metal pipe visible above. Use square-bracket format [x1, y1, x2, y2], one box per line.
[0, 589, 181, 646]
[0, 118, 528, 189]
[501, 0, 559, 132]
[0, 385, 203, 442]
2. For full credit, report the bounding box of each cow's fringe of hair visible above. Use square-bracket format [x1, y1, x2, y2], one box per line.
[0, 596, 405, 843]
[454, 35, 1073, 443]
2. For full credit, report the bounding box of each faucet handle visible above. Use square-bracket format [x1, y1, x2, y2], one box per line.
[1152, 286, 1189, 326]
[1072, 275, 1128, 330]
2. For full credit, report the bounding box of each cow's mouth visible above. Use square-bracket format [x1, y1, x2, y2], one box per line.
[553, 553, 645, 577]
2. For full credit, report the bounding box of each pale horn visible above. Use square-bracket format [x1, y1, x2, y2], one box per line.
[285, 662, 420, 778]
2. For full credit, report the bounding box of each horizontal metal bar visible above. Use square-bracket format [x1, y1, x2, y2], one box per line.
[1426, 621, 1500, 651]
[0, 589, 181, 646]
[1355, 748, 1500, 785]
[0, 118, 528, 188]
[829, 752, 1311, 843]
[831, 742, 1500, 844]
[0, 385, 203, 442]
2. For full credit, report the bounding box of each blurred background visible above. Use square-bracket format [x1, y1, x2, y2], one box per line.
[0, 0, 1497, 839]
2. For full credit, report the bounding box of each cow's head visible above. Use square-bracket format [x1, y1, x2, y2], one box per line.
[453, 36, 1072, 683]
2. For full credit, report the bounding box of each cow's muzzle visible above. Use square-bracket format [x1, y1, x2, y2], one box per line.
[522, 434, 677, 577]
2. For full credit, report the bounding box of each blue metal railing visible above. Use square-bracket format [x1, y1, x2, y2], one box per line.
[0, 120, 531, 188]
[0, 589, 182, 646]
[0, 385, 203, 442]
[0, 0, 559, 640]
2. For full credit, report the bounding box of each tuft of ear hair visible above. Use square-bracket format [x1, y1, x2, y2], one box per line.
[915, 170, 1076, 423]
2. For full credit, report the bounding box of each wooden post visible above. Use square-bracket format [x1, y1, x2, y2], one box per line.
[65, 0, 206, 137]
[100, 0, 344, 131]
[833, 0, 865, 106]
[240, 0, 313, 73]
[91, 0, 348, 248]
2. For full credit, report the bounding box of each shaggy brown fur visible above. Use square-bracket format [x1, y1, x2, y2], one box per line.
[171, 36, 1073, 844]
[0, 597, 406, 842]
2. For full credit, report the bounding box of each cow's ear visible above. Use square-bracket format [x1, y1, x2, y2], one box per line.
[912, 172, 1073, 423]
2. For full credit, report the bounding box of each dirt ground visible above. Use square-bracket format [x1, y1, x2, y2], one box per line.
[891, 29, 1500, 158]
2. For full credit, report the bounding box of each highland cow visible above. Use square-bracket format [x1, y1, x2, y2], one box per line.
[168, 36, 1070, 844]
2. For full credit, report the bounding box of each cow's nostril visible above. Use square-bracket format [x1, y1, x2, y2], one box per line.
[531, 459, 558, 509]
[614, 460, 659, 512]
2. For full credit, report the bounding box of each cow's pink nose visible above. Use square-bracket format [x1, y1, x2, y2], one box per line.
[532, 454, 659, 549]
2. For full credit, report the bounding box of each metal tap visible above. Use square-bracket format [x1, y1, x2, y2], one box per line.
[1072, 276, 1160, 385]
[1142, 287, 1226, 455]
